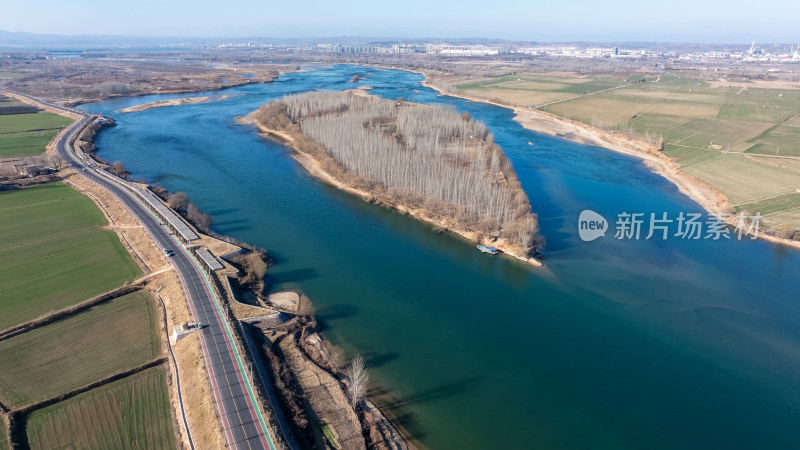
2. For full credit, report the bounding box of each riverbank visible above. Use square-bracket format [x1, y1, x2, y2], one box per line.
[119, 95, 230, 113]
[238, 110, 543, 268]
[418, 73, 800, 250]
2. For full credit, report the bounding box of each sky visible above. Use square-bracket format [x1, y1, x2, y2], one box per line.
[1, 0, 799, 43]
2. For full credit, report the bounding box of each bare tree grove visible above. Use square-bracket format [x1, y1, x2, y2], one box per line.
[254, 91, 542, 254]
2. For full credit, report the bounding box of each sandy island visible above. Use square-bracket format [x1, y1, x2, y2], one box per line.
[120, 94, 230, 113]
[237, 112, 543, 267]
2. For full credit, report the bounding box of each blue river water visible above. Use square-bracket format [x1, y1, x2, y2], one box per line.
[82, 65, 800, 449]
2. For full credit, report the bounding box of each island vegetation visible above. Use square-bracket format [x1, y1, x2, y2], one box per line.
[249, 90, 543, 263]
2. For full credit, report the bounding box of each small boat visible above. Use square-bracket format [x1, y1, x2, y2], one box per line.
[477, 244, 499, 255]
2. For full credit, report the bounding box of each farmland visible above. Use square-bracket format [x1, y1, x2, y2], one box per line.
[26, 367, 176, 450]
[0, 111, 72, 158]
[455, 72, 800, 237]
[456, 73, 626, 108]
[0, 182, 142, 330]
[0, 419, 7, 450]
[0, 291, 160, 409]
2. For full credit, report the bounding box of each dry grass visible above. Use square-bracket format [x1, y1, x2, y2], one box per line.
[172, 333, 226, 450]
[158, 269, 226, 450]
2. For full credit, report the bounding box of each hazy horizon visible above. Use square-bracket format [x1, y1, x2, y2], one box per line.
[1, 0, 799, 45]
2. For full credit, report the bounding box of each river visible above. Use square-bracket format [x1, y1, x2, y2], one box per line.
[81, 65, 800, 449]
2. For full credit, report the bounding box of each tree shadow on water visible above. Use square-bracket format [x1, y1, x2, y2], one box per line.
[218, 225, 252, 233]
[213, 218, 249, 227]
[269, 267, 318, 284]
[367, 376, 482, 443]
[207, 208, 239, 216]
[363, 351, 399, 369]
[315, 304, 359, 331]
[378, 376, 483, 411]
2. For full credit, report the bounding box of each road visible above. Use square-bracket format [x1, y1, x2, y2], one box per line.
[3, 88, 277, 450]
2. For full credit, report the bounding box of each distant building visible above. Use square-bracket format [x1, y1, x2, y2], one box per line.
[426, 44, 500, 56]
[312, 44, 382, 54]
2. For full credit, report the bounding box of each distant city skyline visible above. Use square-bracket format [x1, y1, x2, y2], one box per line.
[2, 0, 799, 44]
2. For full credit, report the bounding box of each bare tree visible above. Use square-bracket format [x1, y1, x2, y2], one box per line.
[168, 191, 189, 211]
[297, 294, 315, 317]
[243, 251, 268, 282]
[109, 161, 130, 180]
[255, 91, 541, 254]
[187, 203, 213, 231]
[347, 354, 369, 411]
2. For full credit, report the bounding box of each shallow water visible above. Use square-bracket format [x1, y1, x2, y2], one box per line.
[83, 65, 800, 449]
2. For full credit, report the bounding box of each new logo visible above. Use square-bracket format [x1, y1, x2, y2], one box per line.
[578, 210, 607, 241]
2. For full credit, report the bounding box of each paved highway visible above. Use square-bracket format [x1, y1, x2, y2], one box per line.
[3, 89, 277, 450]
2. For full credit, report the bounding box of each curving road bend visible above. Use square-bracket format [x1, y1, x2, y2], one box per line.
[3, 88, 277, 450]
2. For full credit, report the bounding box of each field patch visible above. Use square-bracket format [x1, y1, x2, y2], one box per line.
[0, 112, 71, 158]
[744, 123, 800, 157]
[0, 418, 7, 450]
[26, 367, 176, 450]
[682, 154, 800, 205]
[0, 291, 159, 408]
[715, 89, 800, 123]
[456, 73, 624, 107]
[736, 192, 800, 232]
[542, 96, 719, 126]
[0, 129, 64, 159]
[660, 118, 770, 152]
[462, 87, 574, 106]
[0, 183, 141, 330]
[663, 146, 721, 167]
[0, 112, 71, 134]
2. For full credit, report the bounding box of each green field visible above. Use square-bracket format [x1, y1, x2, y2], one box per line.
[0, 417, 7, 450]
[0, 183, 142, 331]
[0, 112, 72, 158]
[26, 367, 176, 450]
[460, 71, 800, 236]
[0, 291, 159, 408]
[456, 73, 625, 107]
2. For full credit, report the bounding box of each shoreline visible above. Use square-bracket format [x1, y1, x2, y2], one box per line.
[62, 70, 288, 108]
[237, 113, 543, 267]
[413, 71, 800, 251]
